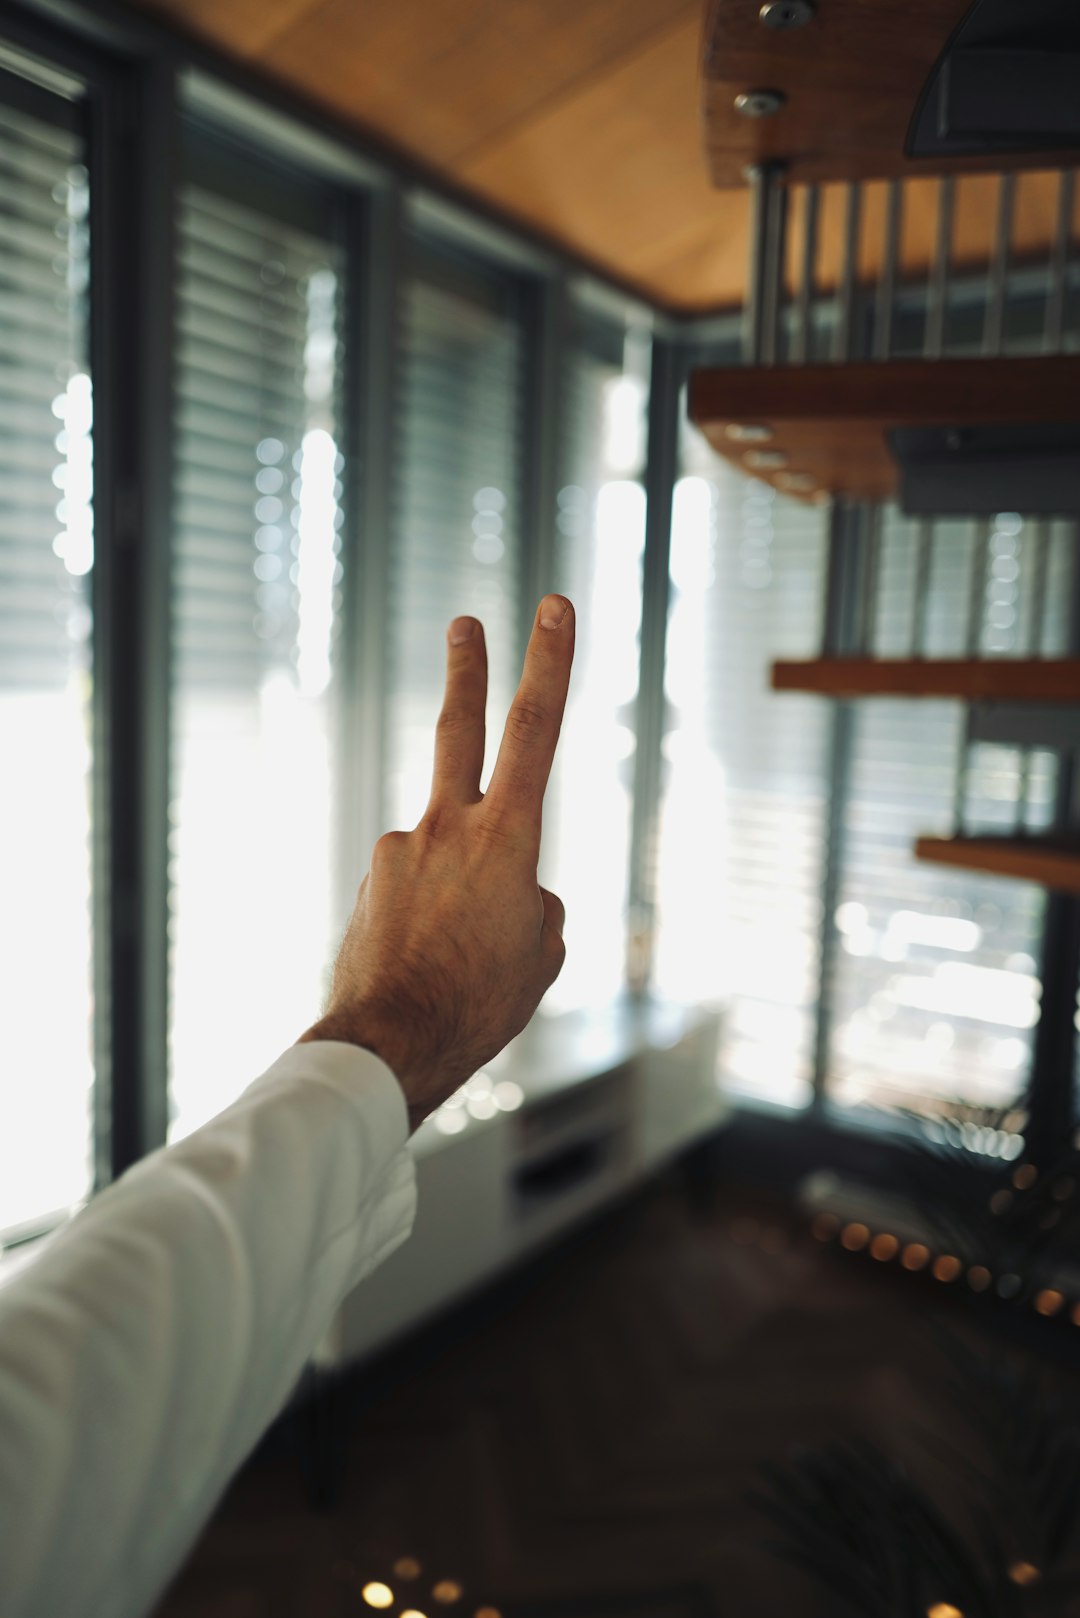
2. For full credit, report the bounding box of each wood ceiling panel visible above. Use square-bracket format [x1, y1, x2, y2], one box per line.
[461, 15, 748, 310]
[258, 0, 699, 168]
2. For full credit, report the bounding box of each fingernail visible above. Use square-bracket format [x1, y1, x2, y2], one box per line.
[450, 617, 476, 644]
[539, 595, 569, 630]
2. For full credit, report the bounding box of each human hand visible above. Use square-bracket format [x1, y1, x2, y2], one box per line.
[297, 593, 575, 1131]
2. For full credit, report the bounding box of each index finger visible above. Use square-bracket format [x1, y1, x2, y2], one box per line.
[483, 594, 575, 850]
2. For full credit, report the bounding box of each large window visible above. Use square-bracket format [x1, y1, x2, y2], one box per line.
[825, 515, 1074, 1121]
[0, 89, 94, 1233]
[167, 144, 346, 1140]
[539, 311, 649, 1014]
[653, 414, 829, 1106]
[385, 239, 525, 832]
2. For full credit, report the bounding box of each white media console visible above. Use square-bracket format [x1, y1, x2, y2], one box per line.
[323, 995, 727, 1369]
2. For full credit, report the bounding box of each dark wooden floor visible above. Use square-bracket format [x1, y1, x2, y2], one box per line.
[150, 1172, 1080, 1618]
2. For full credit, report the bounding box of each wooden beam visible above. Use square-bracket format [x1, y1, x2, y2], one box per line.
[688, 354, 1080, 504]
[771, 658, 1080, 703]
[915, 835, 1080, 895]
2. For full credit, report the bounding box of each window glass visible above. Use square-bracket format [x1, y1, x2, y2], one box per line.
[539, 314, 649, 1014]
[0, 97, 93, 1231]
[168, 167, 345, 1140]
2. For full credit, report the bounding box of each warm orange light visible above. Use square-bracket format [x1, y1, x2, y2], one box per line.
[1008, 1561, 1040, 1587]
[1034, 1290, 1064, 1317]
[902, 1243, 930, 1271]
[433, 1581, 464, 1604]
[926, 1605, 964, 1618]
[811, 1213, 839, 1242]
[475, 1609, 503, 1618]
[870, 1233, 899, 1262]
[1071, 1301, 1080, 1326]
[841, 1223, 870, 1251]
[362, 1585, 394, 1610]
[401, 1611, 429, 1618]
[967, 1266, 992, 1292]
[932, 1255, 962, 1283]
[395, 1559, 423, 1580]
[1012, 1164, 1038, 1192]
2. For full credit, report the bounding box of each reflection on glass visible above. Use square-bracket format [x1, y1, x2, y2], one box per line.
[540, 322, 648, 1014]
[0, 108, 93, 1235]
[168, 188, 344, 1141]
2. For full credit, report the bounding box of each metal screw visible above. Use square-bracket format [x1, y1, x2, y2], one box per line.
[760, 0, 816, 27]
[734, 89, 787, 119]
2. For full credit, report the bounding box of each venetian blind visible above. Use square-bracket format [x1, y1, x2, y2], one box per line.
[168, 153, 346, 1140]
[0, 91, 94, 1233]
[385, 240, 525, 833]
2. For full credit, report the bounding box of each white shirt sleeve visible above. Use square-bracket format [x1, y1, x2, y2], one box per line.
[0, 1039, 418, 1618]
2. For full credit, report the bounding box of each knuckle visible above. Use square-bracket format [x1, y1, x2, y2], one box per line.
[505, 698, 548, 745]
[436, 705, 475, 735]
[373, 830, 407, 860]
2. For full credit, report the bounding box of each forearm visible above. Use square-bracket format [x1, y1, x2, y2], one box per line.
[0, 1042, 416, 1618]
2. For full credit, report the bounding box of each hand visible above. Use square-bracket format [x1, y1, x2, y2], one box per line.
[297, 593, 575, 1131]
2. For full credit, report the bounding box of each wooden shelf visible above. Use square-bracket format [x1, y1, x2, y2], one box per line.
[688, 355, 1080, 505]
[702, 0, 1080, 188]
[771, 658, 1080, 703]
[915, 835, 1080, 895]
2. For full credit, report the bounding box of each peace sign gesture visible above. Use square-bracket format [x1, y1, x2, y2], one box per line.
[298, 595, 576, 1131]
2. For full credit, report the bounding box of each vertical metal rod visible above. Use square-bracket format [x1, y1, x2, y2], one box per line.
[744, 164, 774, 366]
[1044, 168, 1074, 353]
[1016, 520, 1053, 830]
[911, 521, 934, 655]
[793, 183, 819, 364]
[1027, 519, 1052, 657]
[342, 184, 402, 892]
[858, 502, 883, 654]
[967, 518, 991, 656]
[761, 174, 789, 366]
[810, 499, 859, 1102]
[90, 58, 178, 1181]
[834, 182, 862, 362]
[924, 174, 954, 360]
[984, 172, 1015, 355]
[873, 179, 903, 361]
[626, 338, 679, 1000]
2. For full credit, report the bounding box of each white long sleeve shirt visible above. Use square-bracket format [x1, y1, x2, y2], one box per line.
[0, 1039, 418, 1618]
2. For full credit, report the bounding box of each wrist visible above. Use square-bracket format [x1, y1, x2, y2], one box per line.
[296, 1013, 421, 1128]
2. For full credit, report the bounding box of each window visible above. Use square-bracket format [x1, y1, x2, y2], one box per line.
[385, 239, 525, 832]
[168, 142, 346, 1140]
[0, 89, 93, 1233]
[653, 412, 829, 1105]
[539, 311, 649, 1014]
[825, 514, 1074, 1121]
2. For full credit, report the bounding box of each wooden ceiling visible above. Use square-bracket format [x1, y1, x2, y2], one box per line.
[129, 0, 1077, 314]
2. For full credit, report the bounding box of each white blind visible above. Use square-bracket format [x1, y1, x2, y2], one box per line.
[168, 169, 346, 1140]
[0, 95, 94, 1233]
[540, 315, 648, 1014]
[386, 245, 524, 832]
[654, 415, 830, 1105]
